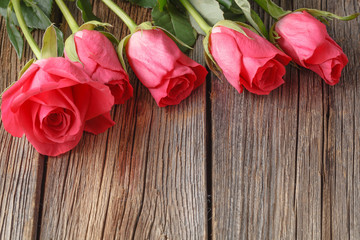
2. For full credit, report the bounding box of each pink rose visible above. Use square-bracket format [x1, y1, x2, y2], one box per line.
[125, 29, 208, 107]
[67, 29, 133, 104]
[209, 25, 291, 95]
[1, 57, 115, 156]
[275, 11, 348, 85]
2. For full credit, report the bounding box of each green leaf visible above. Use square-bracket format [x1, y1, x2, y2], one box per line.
[127, 0, 157, 8]
[6, 6, 23, 59]
[233, 0, 264, 36]
[218, 2, 247, 22]
[223, 10, 246, 22]
[152, 2, 197, 52]
[76, 0, 101, 22]
[54, 26, 64, 57]
[100, 31, 119, 45]
[64, 34, 81, 63]
[296, 8, 360, 21]
[250, 9, 268, 38]
[0, 0, 10, 17]
[19, 58, 35, 78]
[41, 24, 57, 59]
[33, 0, 53, 16]
[21, 0, 52, 30]
[253, 0, 290, 19]
[2, 0, 53, 30]
[188, 0, 224, 35]
[158, 0, 166, 11]
[217, 0, 232, 9]
[117, 34, 132, 72]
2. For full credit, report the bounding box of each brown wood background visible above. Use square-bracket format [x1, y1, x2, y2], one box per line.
[0, 0, 359, 239]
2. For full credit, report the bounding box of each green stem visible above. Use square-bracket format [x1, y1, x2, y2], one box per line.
[55, 0, 79, 33]
[179, 0, 212, 34]
[102, 0, 137, 33]
[11, 0, 41, 59]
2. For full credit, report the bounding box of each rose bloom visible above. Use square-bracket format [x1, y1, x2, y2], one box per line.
[1, 57, 115, 156]
[68, 29, 133, 104]
[209, 25, 291, 95]
[126, 28, 208, 107]
[275, 11, 348, 85]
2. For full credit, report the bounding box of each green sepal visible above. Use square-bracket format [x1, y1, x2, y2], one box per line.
[203, 33, 228, 83]
[117, 34, 132, 72]
[203, 32, 220, 71]
[19, 58, 35, 78]
[295, 8, 359, 22]
[214, 20, 249, 37]
[41, 24, 57, 59]
[135, 21, 155, 31]
[268, 22, 289, 58]
[64, 34, 81, 64]
[78, 20, 112, 31]
[100, 31, 119, 45]
[78, 21, 119, 45]
[268, 23, 280, 44]
[54, 26, 64, 57]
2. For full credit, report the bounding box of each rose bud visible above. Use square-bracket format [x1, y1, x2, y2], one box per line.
[1, 57, 115, 156]
[66, 29, 133, 104]
[124, 28, 208, 107]
[208, 22, 291, 95]
[275, 11, 348, 85]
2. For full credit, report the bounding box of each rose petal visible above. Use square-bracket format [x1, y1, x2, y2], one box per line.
[84, 111, 115, 135]
[74, 30, 123, 72]
[126, 29, 183, 88]
[91, 66, 133, 104]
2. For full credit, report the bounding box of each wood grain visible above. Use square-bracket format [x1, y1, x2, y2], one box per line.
[38, 1, 208, 239]
[0, 18, 45, 240]
[322, 0, 360, 239]
[210, 0, 359, 239]
[0, 0, 359, 239]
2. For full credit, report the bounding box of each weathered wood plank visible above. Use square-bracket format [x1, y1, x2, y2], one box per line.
[39, 1, 208, 239]
[323, 0, 360, 239]
[210, 60, 299, 239]
[0, 18, 45, 240]
[210, 0, 359, 239]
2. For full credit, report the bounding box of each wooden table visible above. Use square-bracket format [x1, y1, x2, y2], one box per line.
[0, 0, 359, 239]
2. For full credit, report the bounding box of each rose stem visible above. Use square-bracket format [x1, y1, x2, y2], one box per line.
[102, 0, 137, 33]
[55, 0, 79, 33]
[179, 0, 212, 34]
[11, 0, 41, 59]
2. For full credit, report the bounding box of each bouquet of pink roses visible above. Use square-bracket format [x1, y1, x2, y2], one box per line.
[0, 0, 358, 156]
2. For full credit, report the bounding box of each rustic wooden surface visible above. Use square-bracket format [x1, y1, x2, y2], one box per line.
[0, 0, 359, 239]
